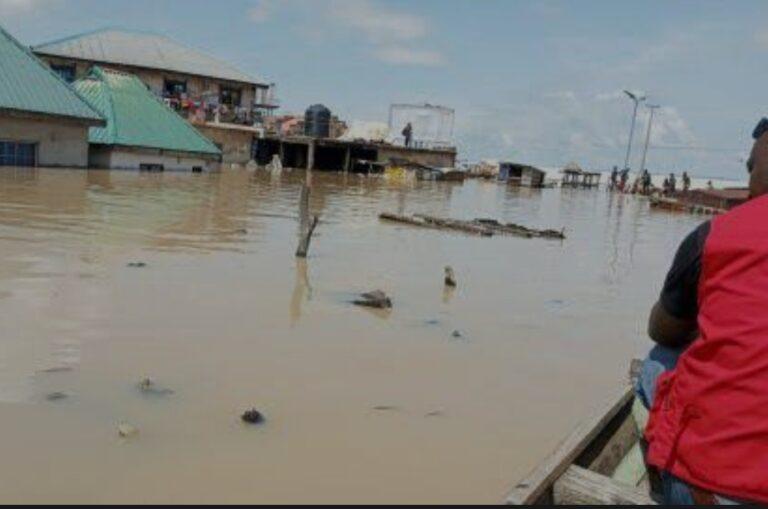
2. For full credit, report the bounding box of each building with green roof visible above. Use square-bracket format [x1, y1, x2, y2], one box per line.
[34, 27, 279, 165]
[0, 25, 104, 168]
[74, 67, 221, 171]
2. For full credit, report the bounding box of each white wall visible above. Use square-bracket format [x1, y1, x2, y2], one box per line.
[89, 146, 215, 171]
[0, 115, 90, 168]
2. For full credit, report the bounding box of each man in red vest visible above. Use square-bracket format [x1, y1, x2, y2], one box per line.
[636, 118, 768, 505]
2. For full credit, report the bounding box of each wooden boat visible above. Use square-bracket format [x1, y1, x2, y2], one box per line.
[506, 371, 658, 505]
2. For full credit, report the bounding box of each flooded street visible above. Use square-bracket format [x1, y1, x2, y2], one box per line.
[0, 168, 703, 504]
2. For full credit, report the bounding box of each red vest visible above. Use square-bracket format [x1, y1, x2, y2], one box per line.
[646, 194, 768, 502]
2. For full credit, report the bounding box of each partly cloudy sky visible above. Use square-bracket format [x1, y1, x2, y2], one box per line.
[3, 0, 767, 177]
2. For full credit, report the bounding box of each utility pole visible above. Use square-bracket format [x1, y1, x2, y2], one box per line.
[639, 104, 660, 175]
[623, 90, 646, 171]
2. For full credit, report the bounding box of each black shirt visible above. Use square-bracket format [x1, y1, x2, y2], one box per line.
[659, 221, 711, 320]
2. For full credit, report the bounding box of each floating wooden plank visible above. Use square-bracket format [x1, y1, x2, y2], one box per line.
[505, 387, 634, 505]
[380, 212, 564, 240]
[553, 465, 656, 505]
[379, 213, 493, 236]
[472, 218, 566, 240]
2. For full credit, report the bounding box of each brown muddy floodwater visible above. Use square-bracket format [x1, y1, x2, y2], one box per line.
[0, 168, 704, 503]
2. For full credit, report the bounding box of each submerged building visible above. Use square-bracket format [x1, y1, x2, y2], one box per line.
[0, 25, 104, 168]
[498, 162, 546, 188]
[34, 28, 278, 164]
[73, 67, 221, 171]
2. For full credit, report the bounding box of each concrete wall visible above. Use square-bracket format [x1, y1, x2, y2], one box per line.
[0, 114, 90, 168]
[197, 125, 254, 165]
[377, 145, 456, 169]
[89, 146, 215, 171]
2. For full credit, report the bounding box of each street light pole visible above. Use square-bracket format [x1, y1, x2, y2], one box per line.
[639, 104, 660, 175]
[623, 90, 646, 171]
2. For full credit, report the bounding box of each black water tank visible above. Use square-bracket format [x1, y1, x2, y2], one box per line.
[304, 104, 331, 138]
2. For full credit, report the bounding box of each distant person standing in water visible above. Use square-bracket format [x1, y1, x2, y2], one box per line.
[642, 169, 652, 195]
[610, 166, 619, 190]
[707, 180, 714, 190]
[669, 173, 677, 194]
[682, 172, 692, 193]
[619, 168, 630, 192]
[402, 122, 413, 148]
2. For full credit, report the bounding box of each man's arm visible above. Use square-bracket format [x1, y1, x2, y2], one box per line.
[647, 222, 710, 348]
[648, 300, 698, 348]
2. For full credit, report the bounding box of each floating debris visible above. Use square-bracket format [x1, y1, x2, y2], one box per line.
[472, 218, 565, 239]
[45, 391, 68, 402]
[380, 212, 491, 236]
[241, 408, 265, 425]
[424, 318, 441, 326]
[353, 290, 392, 309]
[379, 213, 565, 240]
[137, 378, 174, 396]
[451, 330, 463, 339]
[38, 366, 74, 374]
[127, 262, 147, 268]
[444, 266, 457, 288]
[425, 410, 444, 418]
[117, 422, 139, 438]
[372, 405, 399, 412]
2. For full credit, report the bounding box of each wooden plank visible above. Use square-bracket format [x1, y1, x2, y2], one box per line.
[612, 443, 647, 487]
[583, 407, 639, 475]
[505, 387, 634, 505]
[553, 465, 656, 505]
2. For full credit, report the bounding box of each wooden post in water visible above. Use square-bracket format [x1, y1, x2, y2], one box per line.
[296, 183, 319, 258]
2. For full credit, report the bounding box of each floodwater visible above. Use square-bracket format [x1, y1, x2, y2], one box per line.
[0, 168, 705, 504]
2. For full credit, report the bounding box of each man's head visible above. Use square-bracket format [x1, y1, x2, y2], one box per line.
[748, 118, 768, 199]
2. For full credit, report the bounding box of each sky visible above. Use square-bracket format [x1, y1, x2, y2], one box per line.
[2, 0, 766, 178]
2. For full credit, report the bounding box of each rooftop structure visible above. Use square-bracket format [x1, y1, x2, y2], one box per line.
[0, 24, 103, 168]
[0, 25, 102, 124]
[34, 28, 266, 87]
[388, 103, 455, 150]
[74, 67, 220, 170]
[34, 28, 277, 137]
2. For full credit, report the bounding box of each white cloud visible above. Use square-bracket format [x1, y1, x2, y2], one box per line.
[456, 90, 699, 173]
[248, 0, 444, 67]
[329, 0, 428, 43]
[755, 29, 768, 48]
[0, 0, 47, 14]
[247, 0, 272, 23]
[328, 0, 443, 66]
[374, 46, 444, 66]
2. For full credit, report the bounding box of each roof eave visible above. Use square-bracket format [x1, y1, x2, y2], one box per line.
[32, 51, 269, 88]
[0, 107, 105, 127]
[97, 142, 221, 160]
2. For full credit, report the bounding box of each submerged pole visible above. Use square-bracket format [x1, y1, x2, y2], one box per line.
[639, 104, 660, 175]
[622, 90, 646, 171]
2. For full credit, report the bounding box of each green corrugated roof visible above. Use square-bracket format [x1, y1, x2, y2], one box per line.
[74, 67, 221, 157]
[0, 25, 103, 123]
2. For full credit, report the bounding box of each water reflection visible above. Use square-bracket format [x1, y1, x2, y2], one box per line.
[290, 258, 312, 326]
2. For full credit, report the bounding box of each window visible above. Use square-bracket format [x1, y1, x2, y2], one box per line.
[0, 141, 37, 167]
[163, 79, 187, 98]
[50, 64, 76, 83]
[139, 163, 164, 172]
[220, 86, 242, 107]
